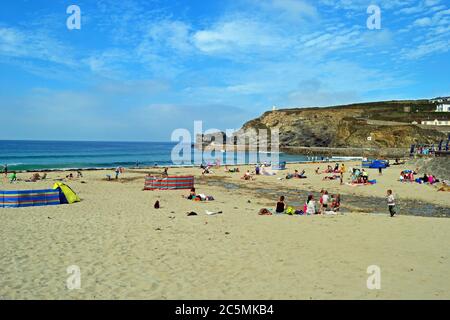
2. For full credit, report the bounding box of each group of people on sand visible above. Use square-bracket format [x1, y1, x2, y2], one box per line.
[26, 173, 47, 182]
[350, 168, 371, 184]
[261, 189, 398, 217]
[182, 187, 214, 201]
[224, 165, 240, 173]
[241, 170, 255, 180]
[400, 170, 440, 185]
[286, 169, 306, 179]
[4, 169, 84, 184]
[315, 163, 345, 184]
[260, 190, 341, 216]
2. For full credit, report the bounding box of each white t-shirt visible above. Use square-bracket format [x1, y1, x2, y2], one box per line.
[306, 201, 316, 214]
[322, 194, 329, 205]
[387, 194, 395, 206]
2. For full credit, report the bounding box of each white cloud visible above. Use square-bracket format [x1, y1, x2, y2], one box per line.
[414, 17, 433, 26]
[0, 27, 75, 66]
[192, 18, 289, 55]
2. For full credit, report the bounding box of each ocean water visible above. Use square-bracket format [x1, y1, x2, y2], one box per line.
[0, 140, 317, 171]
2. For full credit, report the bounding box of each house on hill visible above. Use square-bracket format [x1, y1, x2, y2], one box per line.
[421, 119, 450, 126]
[430, 96, 450, 104]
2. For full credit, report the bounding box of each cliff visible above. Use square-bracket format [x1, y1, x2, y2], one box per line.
[240, 100, 448, 148]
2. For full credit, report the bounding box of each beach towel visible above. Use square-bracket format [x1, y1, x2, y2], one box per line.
[346, 180, 376, 187]
[205, 210, 223, 215]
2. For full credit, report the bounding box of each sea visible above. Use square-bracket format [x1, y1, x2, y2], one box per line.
[0, 140, 321, 172]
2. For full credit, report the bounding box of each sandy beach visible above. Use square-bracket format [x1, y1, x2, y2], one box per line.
[1, 161, 449, 299]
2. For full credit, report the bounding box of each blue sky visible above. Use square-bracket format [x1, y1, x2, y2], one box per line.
[0, 0, 449, 141]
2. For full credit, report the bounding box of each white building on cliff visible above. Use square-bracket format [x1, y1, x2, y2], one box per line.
[435, 104, 450, 112]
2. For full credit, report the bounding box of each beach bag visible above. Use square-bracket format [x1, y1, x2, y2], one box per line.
[285, 206, 295, 215]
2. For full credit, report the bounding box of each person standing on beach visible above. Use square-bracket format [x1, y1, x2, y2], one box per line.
[9, 171, 17, 183]
[3, 164, 7, 176]
[115, 167, 120, 179]
[387, 190, 397, 217]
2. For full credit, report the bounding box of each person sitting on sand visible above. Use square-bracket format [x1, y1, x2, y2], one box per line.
[202, 165, 213, 175]
[261, 167, 275, 176]
[315, 167, 320, 174]
[297, 170, 307, 178]
[77, 170, 83, 178]
[184, 187, 196, 200]
[66, 173, 74, 180]
[28, 173, 41, 182]
[334, 163, 339, 172]
[331, 194, 341, 212]
[241, 170, 254, 180]
[306, 195, 316, 215]
[361, 169, 369, 183]
[276, 196, 286, 213]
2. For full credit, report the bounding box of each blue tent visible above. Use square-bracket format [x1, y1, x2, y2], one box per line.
[362, 159, 389, 169]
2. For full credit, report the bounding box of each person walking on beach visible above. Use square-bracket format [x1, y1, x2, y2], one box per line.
[115, 167, 121, 180]
[9, 171, 17, 183]
[387, 189, 397, 217]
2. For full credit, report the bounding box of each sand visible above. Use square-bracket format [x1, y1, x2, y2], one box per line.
[0, 161, 449, 299]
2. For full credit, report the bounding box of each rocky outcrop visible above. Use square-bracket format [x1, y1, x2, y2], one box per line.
[241, 102, 448, 148]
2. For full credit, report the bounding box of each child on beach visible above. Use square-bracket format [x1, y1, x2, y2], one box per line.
[387, 190, 397, 217]
[306, 195, 316, 215]
[321, 190, 329, 213]
[9, 171, 17, 183]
